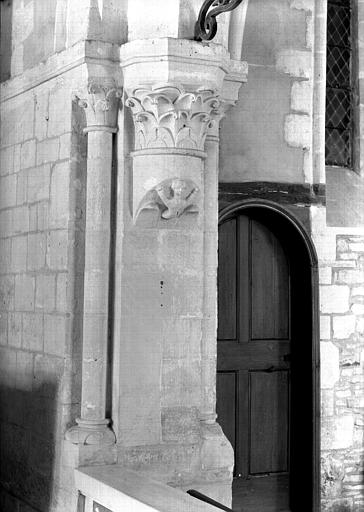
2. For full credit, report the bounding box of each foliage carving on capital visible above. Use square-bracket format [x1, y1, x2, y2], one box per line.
[125, 85, 223, 151]
[75, 80, 123, 132]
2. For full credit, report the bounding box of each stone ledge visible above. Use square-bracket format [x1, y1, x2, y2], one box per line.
[75, 465, 224, 512]
[0, 40, 120, 104]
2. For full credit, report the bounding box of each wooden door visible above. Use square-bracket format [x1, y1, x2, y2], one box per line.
[217, 213, 292, 510]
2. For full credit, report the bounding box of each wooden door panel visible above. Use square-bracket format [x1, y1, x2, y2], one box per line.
[218, 218, 237, 340]
[250, 370, 289, 475]
[251, 219, 289, 340]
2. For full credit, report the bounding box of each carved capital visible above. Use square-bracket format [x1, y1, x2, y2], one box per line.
[125, 85, 224, 152]
[75, 80, 122, 133]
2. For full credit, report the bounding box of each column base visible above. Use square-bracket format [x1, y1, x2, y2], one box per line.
[65, 418, 116, 446]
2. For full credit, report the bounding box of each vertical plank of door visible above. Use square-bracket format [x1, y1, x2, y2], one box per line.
[237, 370, 250, 478]
[218, 218, 237, 340]
[237, 215, 250, 343]
[251, 220, 289, 340]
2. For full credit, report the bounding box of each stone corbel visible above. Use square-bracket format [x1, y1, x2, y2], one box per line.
[123, 84, 224, 222]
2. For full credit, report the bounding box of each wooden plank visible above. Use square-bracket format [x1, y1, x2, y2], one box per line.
[249, 370, 289, 475]
[216, 372, 236, 455]
[237, 370, 250, 478]
[218, 219, 237, 340]
[217, 341, 290, 371]
[238, 215, 250, 343]
[251, 220, 289, 340]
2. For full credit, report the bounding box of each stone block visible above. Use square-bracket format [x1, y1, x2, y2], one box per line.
[16, 170, 28, 205]
[0, 238, 11, 273]
[22, 313, 43, 352]
[27, 233, 46, 271]
[16, 350, 33, 392]
[37, 201, 49, 231]
[161, 407, 200, 443]
[335, 269, 364, 285]
[0, 312, 8, 345]
[333, 315, 356, 339]
[13, 144, 21, 173]
[35, 88, 49, 141]
[321, 415, 354, 450]
[48, 87, 72, 137]
[321, 342, 340, 389]
[15, 274, 35, 311]
[56, 273, 69, 313]
[36, 138, 60, 165]
[59, 133, 72, 160]
[320, 266, 332, 285]
[13, 205, 29, 234]
[348, 242, 364, 252]
[35, 274, 56, 311]
[320, 315, 331, 340]
[162, 358, 201, 407]
[320, 285, 350, 314]
[11, 236, 27, 273]
[0, 346, 16, 386]
[44, 314, 67, 357]
[0, 145, 13, 176]
[0, 95, 34, 146]
[33, 354, 65, 400]
[20, 139, 36, 170]
[8, 312, 22, 348]
[49, 161, 70, 228]
[351, 303, 364, 315]
[0, 209, 12, 238]
[291, 80, 312, 114]
[321, 389, 335, 417]
[29, 204, 37, 231]
[27, 164, 51, 203]
[276, 49, 312, 78]
[0, 274, 15, 311]
[46, 230, 68, 270]
[0, 174, 17, 208]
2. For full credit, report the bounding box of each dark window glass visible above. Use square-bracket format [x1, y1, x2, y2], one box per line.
[325, 0, 353, 167]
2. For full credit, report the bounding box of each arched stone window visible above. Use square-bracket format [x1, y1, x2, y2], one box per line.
[325, 0, 355, 168]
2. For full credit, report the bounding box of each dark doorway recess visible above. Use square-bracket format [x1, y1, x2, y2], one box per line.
[217, 200, 320, 512]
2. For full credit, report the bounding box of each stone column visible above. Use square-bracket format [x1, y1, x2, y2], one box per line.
[119, 39, 247, 505]
[66, 80, 122, 446]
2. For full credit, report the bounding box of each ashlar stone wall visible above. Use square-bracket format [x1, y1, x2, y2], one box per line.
[0, 68, 86, 511]
[311, 207, 364, 512]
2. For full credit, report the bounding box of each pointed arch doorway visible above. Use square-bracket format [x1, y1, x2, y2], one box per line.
[217, 201, 320, 512]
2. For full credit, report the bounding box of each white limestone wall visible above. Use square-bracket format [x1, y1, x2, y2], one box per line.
[0, 62, 88, 511]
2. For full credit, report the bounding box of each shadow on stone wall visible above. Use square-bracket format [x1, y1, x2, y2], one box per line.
[0, 0, 12, 82]
[0, 383, 57, 512]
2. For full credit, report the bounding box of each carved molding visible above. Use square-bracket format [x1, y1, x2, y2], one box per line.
[125, 85, 223, 151]
[74, 80, 122, 133]
[136, 178, 200, 221]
